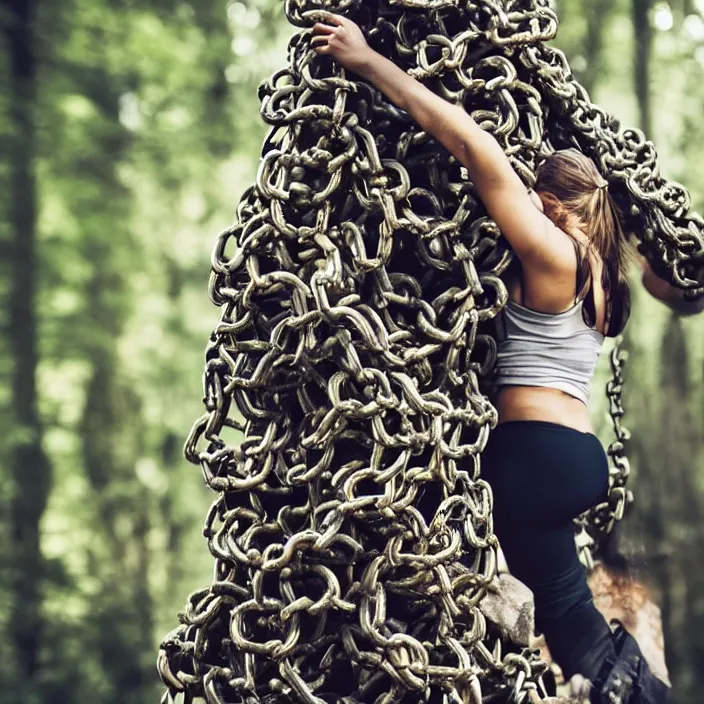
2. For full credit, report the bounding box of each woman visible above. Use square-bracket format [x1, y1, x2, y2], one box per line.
[311, 12, 674, 703]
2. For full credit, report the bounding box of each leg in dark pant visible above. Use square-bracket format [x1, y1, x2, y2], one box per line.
[482, 421, 613, 680]
[497, 524, 615, 680]
[482, 421, 675, 702]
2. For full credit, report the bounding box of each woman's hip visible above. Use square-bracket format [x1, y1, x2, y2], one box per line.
[481, 420, 610, 527]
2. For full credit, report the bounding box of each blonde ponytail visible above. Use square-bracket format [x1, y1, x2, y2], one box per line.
[535, 149, 632, 335]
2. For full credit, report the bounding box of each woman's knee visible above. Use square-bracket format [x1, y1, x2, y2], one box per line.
[532, 561, 594, 622]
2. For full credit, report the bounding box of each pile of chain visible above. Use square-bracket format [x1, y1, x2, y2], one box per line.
[158, 1, 704, 703]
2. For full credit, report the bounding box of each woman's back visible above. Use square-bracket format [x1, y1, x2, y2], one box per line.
[495, 298, 604, 405]
[495, 227, 614, 434]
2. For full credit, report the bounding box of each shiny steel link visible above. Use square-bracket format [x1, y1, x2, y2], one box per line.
[160, 1, 704, 703]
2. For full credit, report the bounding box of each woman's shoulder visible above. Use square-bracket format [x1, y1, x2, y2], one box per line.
[510, 230, 591, 315]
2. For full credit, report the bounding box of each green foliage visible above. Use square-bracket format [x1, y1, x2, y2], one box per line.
[0, 0, 703, 702]
[1, 0, 290, 702]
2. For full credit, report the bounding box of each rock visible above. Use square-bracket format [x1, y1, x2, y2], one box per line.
[480, 573, 535, 646]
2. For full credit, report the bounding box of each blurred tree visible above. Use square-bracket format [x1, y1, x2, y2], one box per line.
[582, 0, 615, 96]
[633, 0, 654, 135]
[2, 1, 54, 702]
[659, 315, 704, 699]
[75, 55, 154, 704]
[628, 314, 704, 702]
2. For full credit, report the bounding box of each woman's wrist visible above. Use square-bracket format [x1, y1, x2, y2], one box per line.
[356, 52, 417, 113]
[355, 47, 382, 80]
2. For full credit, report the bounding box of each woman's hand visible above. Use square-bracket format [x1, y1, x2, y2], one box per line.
[308, 12, 375, 75]
[641, 258, 704, 316]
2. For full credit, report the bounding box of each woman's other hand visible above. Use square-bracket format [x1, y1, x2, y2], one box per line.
[308, 12, 374, 75]
[641, 258, 704, 316]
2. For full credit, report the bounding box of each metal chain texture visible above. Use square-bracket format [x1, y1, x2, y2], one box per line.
[158, 1, 704, 702]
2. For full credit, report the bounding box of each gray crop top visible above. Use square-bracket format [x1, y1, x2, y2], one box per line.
[494, 299, 605, 405]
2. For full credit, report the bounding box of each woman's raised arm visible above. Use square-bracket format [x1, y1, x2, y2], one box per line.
[310, 12, 574, 273]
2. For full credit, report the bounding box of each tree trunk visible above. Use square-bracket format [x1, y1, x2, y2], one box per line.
[82, 355, 154, 704]
[661, 316, 704, 702]
[3, 0, 52, 698]
[632, 0, 654, 136]
[581, 0, 613, 97]
[73, 61, 154, 701]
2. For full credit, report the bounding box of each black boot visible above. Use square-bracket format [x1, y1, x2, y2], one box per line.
[590, 621, 674, 704]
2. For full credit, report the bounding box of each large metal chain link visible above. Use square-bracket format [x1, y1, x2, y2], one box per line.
[158, 2, 704, 702]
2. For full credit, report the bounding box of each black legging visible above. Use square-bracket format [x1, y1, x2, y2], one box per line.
[482, 420, 614, 680]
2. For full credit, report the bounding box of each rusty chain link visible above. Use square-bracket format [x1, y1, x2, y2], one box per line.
[158, 1, 704, 702]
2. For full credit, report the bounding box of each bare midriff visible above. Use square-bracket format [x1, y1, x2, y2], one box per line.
[495, 386, 595, 435]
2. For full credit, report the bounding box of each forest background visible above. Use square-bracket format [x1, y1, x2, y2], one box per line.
[2, 1, 703, 702]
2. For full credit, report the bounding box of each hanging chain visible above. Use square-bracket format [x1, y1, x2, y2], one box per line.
[575, 339, 632, 570]
[158, 1, 704, 703]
